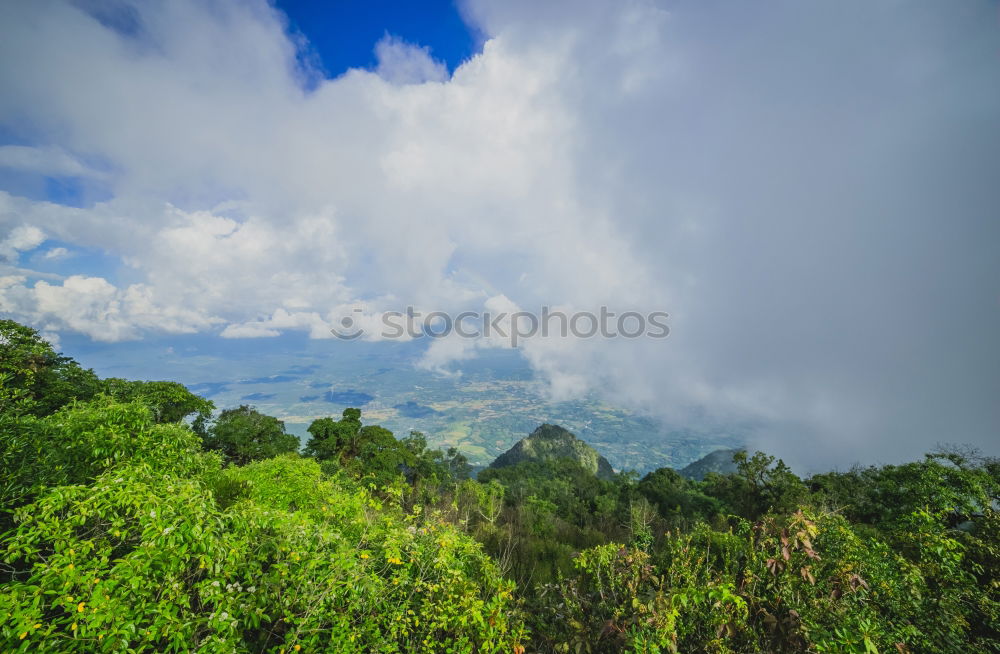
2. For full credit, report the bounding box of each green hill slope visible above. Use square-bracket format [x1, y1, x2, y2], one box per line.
[488, 423, 616, 480]
[678, 447, 745, 480]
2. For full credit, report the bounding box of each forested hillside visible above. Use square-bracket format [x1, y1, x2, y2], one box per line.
[488, 424, 616, 480]
[1, 319, 997, 653]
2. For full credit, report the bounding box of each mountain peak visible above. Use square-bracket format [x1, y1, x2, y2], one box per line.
[678, 448, 745, 481]
[489, 423, 616, 480]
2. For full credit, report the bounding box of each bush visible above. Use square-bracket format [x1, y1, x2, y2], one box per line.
[0, 433, 526, 652]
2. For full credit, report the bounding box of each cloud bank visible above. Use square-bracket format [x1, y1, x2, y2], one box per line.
[0, 0, 997, 466]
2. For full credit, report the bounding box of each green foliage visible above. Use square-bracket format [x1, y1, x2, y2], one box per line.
[303, 411, 466, 490]
[533, 506, 998, 653]
[0, 398, 214, 529]
[401, 431, 471, 485]
[808, 447, 999, 527]
[476, 458, 629, 584]
[302, 409, 362, 462]
[637, 467, 721, 528]
[100, 378, 214, 423]
[478, 446, 998, 652]
[478, 457, 620, 529]
[0, 455, 525, 652]
[959, 508, 1000, 646]
[1, 319, 996, 653]
[702, 451, 808, 520]
[530, 542, 748, 653]
[198, 405, 300, 466]
[0, 319, 101, 417]
[346, 424, 413, 487]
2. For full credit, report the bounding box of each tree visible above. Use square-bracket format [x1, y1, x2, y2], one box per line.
[808, 447, 999, 527]
[199, 405, 299, 465]
[637, 466, 721, 527]
[100, 378, 214, 423]
[0, 431, 525, 652]
[304, 409, 413, 487]
[401, 431, 472, 488]
[303, 408, 362, 462]
[350, 425, 413, 486]
[0, 397, 210, 532]
[0, 319, 101, 417]
[702, 451, 807, 520]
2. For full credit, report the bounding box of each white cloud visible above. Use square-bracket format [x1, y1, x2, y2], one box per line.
[0, 274, 222, 342]
[0, 225, 45, 262]
[0, 0, 997, 465]
[222, 308, 336, 340]
[417, 294, 525, 373]
[39, 330, 61, 351]
[220, 323, 280, 339]
[374, 35, 449, 85]
[40, 246, 70, 260]
[0, 145, 104, 179]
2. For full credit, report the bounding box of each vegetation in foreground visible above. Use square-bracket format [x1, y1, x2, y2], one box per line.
[1, 319, 997, 652]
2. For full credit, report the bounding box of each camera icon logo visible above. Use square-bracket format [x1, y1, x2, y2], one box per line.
[330, 308, 365, 340]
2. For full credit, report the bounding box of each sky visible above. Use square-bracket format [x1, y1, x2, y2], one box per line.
[274, 0, 479, 76]
[0, 0, 998, 468]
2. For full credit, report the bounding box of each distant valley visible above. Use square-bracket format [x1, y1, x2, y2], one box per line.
[68, 335, 743, 474]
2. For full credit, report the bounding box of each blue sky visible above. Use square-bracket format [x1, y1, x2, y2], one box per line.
[0, 0, 998, 468]
[275, 0, 479, 77]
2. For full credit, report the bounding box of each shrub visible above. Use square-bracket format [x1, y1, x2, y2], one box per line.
[1, 452, 526, 652]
